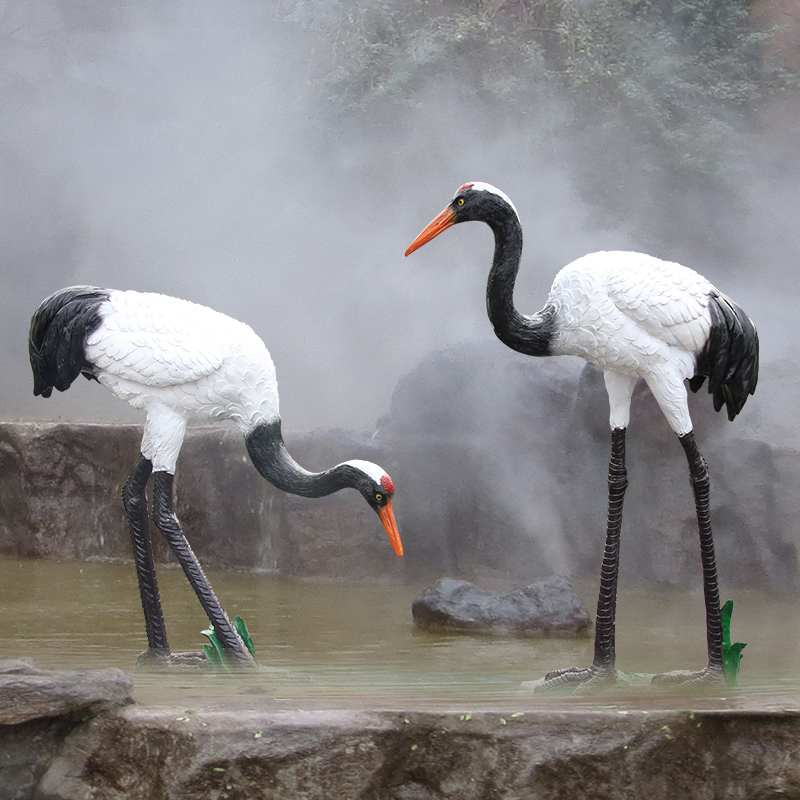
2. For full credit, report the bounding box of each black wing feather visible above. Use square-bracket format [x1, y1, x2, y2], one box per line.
[690, 290, 759, 421]
[29, 286, 110, 397]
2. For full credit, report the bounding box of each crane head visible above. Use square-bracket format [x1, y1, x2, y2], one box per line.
[405, 182, 518, 256]
[346, 461, 402, 557]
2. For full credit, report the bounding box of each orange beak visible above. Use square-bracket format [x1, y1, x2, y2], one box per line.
[405, 206, 456, 256]
[378, 500, 403, 557]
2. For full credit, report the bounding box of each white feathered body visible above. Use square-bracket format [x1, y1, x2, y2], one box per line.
[545, 251, 714, 435]
[409, 182, 757, 438]
[29, 284, 404, 558]
[85, 291, 280, 470]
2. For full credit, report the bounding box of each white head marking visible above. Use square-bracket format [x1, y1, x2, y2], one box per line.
[343, 459, 387, 486]
[460, 182, 519, 216]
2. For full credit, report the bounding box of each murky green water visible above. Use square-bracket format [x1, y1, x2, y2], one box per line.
[1, 558, 799, 708]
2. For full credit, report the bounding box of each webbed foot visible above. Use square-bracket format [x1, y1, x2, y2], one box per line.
[135, 649, 212, 671]
[534, 664, 618, 695]
[651, 665, 726, 690]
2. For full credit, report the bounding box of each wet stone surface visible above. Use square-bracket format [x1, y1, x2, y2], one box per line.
[4, 660, 800, 800]
[412, 575, 593, 637]
[0, 659, 133, 799]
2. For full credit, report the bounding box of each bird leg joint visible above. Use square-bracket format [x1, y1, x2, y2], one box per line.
[122, 455, 153, 514]
[607, 428, 628, 494]
[151, 471, 180, 532]
[679, 431, 710, 492]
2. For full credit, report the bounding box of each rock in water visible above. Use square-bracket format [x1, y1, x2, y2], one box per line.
[411, 575, 592, 637]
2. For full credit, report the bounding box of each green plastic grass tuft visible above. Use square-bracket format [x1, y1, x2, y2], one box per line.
[721, 600, 746, 686]
[201, 616, 257, 673]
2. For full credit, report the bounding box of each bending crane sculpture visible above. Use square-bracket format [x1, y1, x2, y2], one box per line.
[406, 183, 758, 690]
[29, 287, 403, 667]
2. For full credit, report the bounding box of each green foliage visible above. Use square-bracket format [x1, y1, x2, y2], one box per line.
[288, 0, 555, 115]
[552, 0, 783, 172]
[721, 599, 746, 686]
[201, 616, 257, 674]
[284, 0, 792, 177]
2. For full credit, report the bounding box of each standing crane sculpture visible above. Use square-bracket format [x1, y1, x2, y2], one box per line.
[406, 182, 758, 691]
[29, 287, 403, 667]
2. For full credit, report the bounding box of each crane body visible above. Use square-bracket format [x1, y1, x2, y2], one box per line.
[406, 182, 758, 691]
[29, 286, 402, 667]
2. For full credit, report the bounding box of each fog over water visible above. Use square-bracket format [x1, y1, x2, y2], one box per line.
[2, 0, 798, 433]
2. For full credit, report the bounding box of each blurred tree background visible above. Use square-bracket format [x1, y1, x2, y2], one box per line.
[283, 0, 795, 250]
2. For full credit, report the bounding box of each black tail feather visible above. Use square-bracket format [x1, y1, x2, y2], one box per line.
[29, 286, 110, 397]
[690, 290, 759, 421]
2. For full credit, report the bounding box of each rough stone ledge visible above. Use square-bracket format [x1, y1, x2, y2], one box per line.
[0, 659, 133, 799]
[4, 660, 800, 799]
[0, 657, 133, 725]
[37, 702, 800, 800]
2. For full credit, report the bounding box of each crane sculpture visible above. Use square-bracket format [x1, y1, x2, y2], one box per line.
[29, 286, 402, 667]
[406, 182, 758, 691]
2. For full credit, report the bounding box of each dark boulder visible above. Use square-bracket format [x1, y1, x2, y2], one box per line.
[412, 575, 592, 637]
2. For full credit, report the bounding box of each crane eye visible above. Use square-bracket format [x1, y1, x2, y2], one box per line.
[457, 197, 465, 206]
[375, 493, 383, 502]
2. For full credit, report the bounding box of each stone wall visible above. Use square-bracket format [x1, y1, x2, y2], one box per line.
[2, 343, 798, 590]
[0, 422, 403, 581]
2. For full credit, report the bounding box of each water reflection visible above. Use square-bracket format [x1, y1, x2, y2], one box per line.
[1, 558, 799, 708]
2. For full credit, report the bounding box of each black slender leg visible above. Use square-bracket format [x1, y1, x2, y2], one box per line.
[539, 427, 628, 692]
[151, 471, 254, 666]
[682, 431, 725, 673]
[122, 454, 170, 658]
[592, 425, 628, 671]
[652, 431, 725, 685]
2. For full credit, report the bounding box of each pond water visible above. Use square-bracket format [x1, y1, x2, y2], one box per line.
[1, 558, 799, 709]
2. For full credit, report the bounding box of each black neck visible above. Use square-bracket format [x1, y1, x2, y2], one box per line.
[245, 420, 355, 498]
[485, 212, 555, 357]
